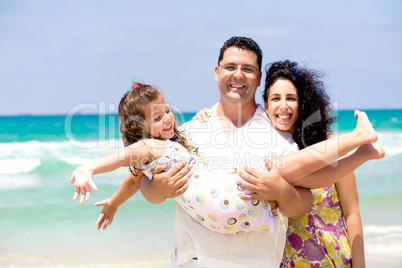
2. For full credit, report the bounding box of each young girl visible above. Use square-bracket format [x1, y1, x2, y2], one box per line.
[72, 82, 279, 233]
[71, 82, 383, 236]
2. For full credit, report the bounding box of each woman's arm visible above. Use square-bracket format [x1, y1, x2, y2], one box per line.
[278, 185, 312, 217]
[95, 172, 143, 230]
[336, 172, 366, 268]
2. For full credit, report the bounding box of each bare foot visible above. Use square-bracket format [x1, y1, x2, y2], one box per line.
[354, 110, 378, 144]
[357, 141, 385, 160]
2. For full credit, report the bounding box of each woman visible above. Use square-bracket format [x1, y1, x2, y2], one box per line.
[263, 60, 364, 267]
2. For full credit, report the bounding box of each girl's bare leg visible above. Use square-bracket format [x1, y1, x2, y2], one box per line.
[293, 141, 385, 188]
[274, 110, 379, 185]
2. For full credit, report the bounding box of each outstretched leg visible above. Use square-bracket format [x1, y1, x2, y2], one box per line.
[273, 110, 380, 185]
[353, 110, 378, 144]
[292, 140, 385, 188]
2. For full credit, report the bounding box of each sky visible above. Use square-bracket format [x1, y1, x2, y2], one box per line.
[0, 0, 401, 115]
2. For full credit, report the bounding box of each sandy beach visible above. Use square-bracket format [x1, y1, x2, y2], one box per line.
[1, 246, 402, 268]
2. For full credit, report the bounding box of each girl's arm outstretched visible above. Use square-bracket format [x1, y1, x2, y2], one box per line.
[70, 139, 160, 204]
[95, 172, 143, 230]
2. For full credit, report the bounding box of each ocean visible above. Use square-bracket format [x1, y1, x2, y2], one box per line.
[1, 110, 401, 267]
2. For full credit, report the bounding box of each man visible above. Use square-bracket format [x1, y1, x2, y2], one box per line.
[141, 37, 312, 267]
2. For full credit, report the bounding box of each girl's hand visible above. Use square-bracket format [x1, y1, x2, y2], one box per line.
[70, 166, 98, 204]
[192, 108, 211, 123]
[95, 199, 118, 230]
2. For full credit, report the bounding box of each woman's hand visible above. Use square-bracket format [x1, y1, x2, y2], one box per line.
[192, 108, 212, 123]
[70, 165, 98, 204]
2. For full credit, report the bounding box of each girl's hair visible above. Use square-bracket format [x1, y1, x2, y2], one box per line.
[118, 82, 197, 174]
[263, 60, 336, 149]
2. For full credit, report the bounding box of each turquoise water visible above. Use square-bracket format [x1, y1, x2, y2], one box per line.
[1, 110, 401, 266]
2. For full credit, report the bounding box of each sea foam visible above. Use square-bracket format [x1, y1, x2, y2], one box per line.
[378, 131, 402, 157]
[0, 140, 122, 176]
[0, 140, 120, 163]
[364, 225, 402, 255]
[0, 159, 41, 175]
[62, 157, 96, 165]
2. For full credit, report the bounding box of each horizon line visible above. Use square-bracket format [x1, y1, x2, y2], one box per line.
[1, 108, 402, 117]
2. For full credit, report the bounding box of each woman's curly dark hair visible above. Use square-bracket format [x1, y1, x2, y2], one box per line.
[263, 60, 336, 149]
[118, 82, 197, 174]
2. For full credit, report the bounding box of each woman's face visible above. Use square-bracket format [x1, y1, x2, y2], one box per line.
[144, 95, 175, 139]
[265, 79, 299, 134]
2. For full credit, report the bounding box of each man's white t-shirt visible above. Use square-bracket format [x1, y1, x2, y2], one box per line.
[172, 104, 298, 268]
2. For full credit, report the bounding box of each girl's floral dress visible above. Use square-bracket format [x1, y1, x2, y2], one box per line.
[280, 184, 352, 268]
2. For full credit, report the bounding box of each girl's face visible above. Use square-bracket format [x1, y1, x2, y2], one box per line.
[144, 95, 175, 139]
[265, 79, 299, 134]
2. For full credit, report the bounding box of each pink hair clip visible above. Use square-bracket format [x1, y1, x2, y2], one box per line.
[132, 84, 140, 90]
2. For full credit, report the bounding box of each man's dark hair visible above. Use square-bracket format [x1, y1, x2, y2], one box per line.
[218, 36, 263, 70]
